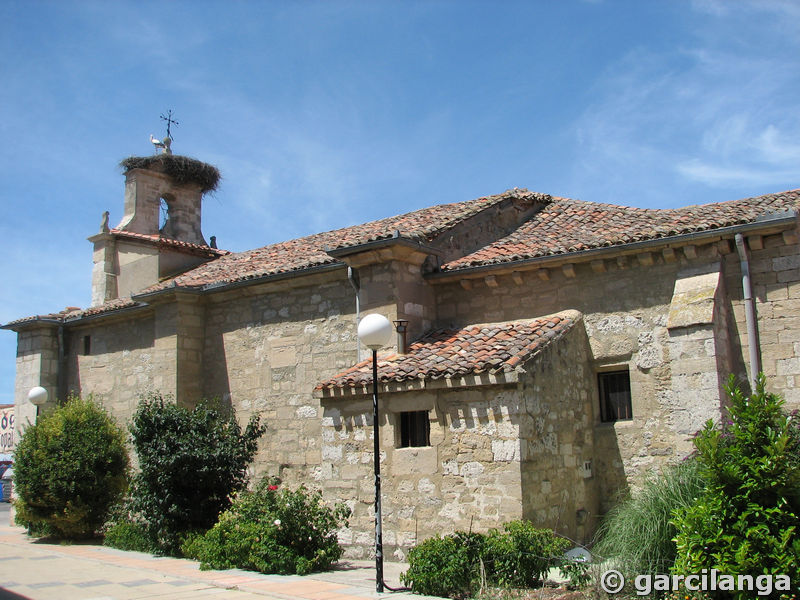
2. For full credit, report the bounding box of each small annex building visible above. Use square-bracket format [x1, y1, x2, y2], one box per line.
[4, 152, 800, 559]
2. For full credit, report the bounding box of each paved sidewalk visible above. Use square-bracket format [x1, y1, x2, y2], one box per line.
[0, 521, 422, 600]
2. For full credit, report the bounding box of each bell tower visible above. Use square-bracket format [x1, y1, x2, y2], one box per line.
[88, 154, 222, 306]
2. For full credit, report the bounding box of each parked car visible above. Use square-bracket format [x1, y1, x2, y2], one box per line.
[1, 465, 12, 502]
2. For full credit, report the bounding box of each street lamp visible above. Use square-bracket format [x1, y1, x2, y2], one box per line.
[357, 313, 393, 593]
[28, 386, 48, 418]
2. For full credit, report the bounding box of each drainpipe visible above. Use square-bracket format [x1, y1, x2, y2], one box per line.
[735, 233, 761, 389]
[347, 267, 361, 362]
[393, 320, 408, 354]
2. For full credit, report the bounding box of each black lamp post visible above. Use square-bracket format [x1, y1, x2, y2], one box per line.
[357, 313, 393, 593]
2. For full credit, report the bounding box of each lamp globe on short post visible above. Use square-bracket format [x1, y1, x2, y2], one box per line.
[28, 386, 49, 419]
[357, 313, 393, 593]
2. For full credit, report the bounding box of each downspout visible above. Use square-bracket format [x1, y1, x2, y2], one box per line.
[734, 233, 761, 389]
[347, 267, 361, 362]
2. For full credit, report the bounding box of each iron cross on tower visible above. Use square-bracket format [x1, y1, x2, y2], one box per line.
[160, 109, 179, 141]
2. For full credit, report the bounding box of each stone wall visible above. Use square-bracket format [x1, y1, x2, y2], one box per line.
[320, 385, 525, 560]
[434, 245, 721, 498]
[200, 269, 361, 484]
[722, 228, 800, 407]
[65, 313, 156, 425]
[13, 325, 59, 435]
[518, 316, 598, 544]
[318, 312, 598, 559]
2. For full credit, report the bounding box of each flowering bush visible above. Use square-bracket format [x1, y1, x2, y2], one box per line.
[182, 479, 351, 575]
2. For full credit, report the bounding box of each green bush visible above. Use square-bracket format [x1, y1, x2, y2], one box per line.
[482, 521, 569, 588]
[13, 395, 129, 539]
[401, 522, 570, 598]
[401, 532, 485, 598]
[126, 394, 266, 554]
[103, 520, 155, 553]
[182, 479, 351, 575]
[671, 375, 800, 596]
[592, 458, 704, 577]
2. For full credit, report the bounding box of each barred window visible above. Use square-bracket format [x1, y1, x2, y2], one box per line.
[399, 411, 430, 448]
[598, 370, 632, 422]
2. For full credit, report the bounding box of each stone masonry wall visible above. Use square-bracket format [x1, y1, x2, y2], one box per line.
[435, 245, 723, 497]
[518, 317, 598, 544]
[65, 313, 157, 426]
[201, 269, 362, 486]
[722, 228, 800, 407]
[13, 326, 59, 436]
[320, 384, 525, 561]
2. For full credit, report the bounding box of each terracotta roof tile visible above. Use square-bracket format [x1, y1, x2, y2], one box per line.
[138, 190, 522, 293]
[316, 312, 578, 391]
[442, 190, 800, 271]
[2, 298, 143, 328]
[110, 229, 229, 257]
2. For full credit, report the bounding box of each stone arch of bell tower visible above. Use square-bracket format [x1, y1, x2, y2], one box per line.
[87, 155, 221, 306]
[118, 167, 206, 245]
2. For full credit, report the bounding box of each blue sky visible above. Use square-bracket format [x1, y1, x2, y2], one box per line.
[1, 0, 798, 405]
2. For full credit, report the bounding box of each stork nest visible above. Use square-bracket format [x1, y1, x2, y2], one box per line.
[120, 154, 221, 193]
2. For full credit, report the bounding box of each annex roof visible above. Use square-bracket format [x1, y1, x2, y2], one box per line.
[316, 311, 579, 394]
[110, 229, 229, 258]
[441, 189, 800, 271]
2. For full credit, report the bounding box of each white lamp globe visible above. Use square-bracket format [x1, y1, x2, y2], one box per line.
[28, 386, 49, 407]
[358, 314, 393, 350]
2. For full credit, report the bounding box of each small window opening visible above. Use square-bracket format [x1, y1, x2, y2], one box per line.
[82, 335, 91, 356]
[598, 370, 632, 422]
[399, 411, 430, 448]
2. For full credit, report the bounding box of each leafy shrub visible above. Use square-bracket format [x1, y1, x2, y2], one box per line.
[127, 394, 265, 554]
[182, 479, 351, 575]
[482, 521, 569, 588]
[671, 375, 800, 595]
[592, 458, 704, 577]
[401, 532, 485, 598]
[401, 522, 570, 598]
[103, 520, 155, 553]
[13, 395, 129, 539]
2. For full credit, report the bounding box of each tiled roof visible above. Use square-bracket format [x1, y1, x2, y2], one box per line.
[110, 230, 229, 257]
[2, 298, 143, 329]
[316, 312, 578, 391]
[442, 190, 800, 271]
[138, 190, 525, 293]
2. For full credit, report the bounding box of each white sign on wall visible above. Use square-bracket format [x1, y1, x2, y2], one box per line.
[0, 406, 15, 454]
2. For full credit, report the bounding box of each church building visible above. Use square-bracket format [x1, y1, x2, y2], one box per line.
[4, 152, 800, 559]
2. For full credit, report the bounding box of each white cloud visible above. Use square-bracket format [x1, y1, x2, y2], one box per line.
[568, 7, 800, 205]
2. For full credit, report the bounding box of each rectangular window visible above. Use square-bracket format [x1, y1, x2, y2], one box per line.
[399, 411, 430, 448]
[598, 370, 632, 422]
[82, 335, 91, 356]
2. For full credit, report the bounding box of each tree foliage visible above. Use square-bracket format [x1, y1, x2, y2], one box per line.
[126, 394, 265, 554]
